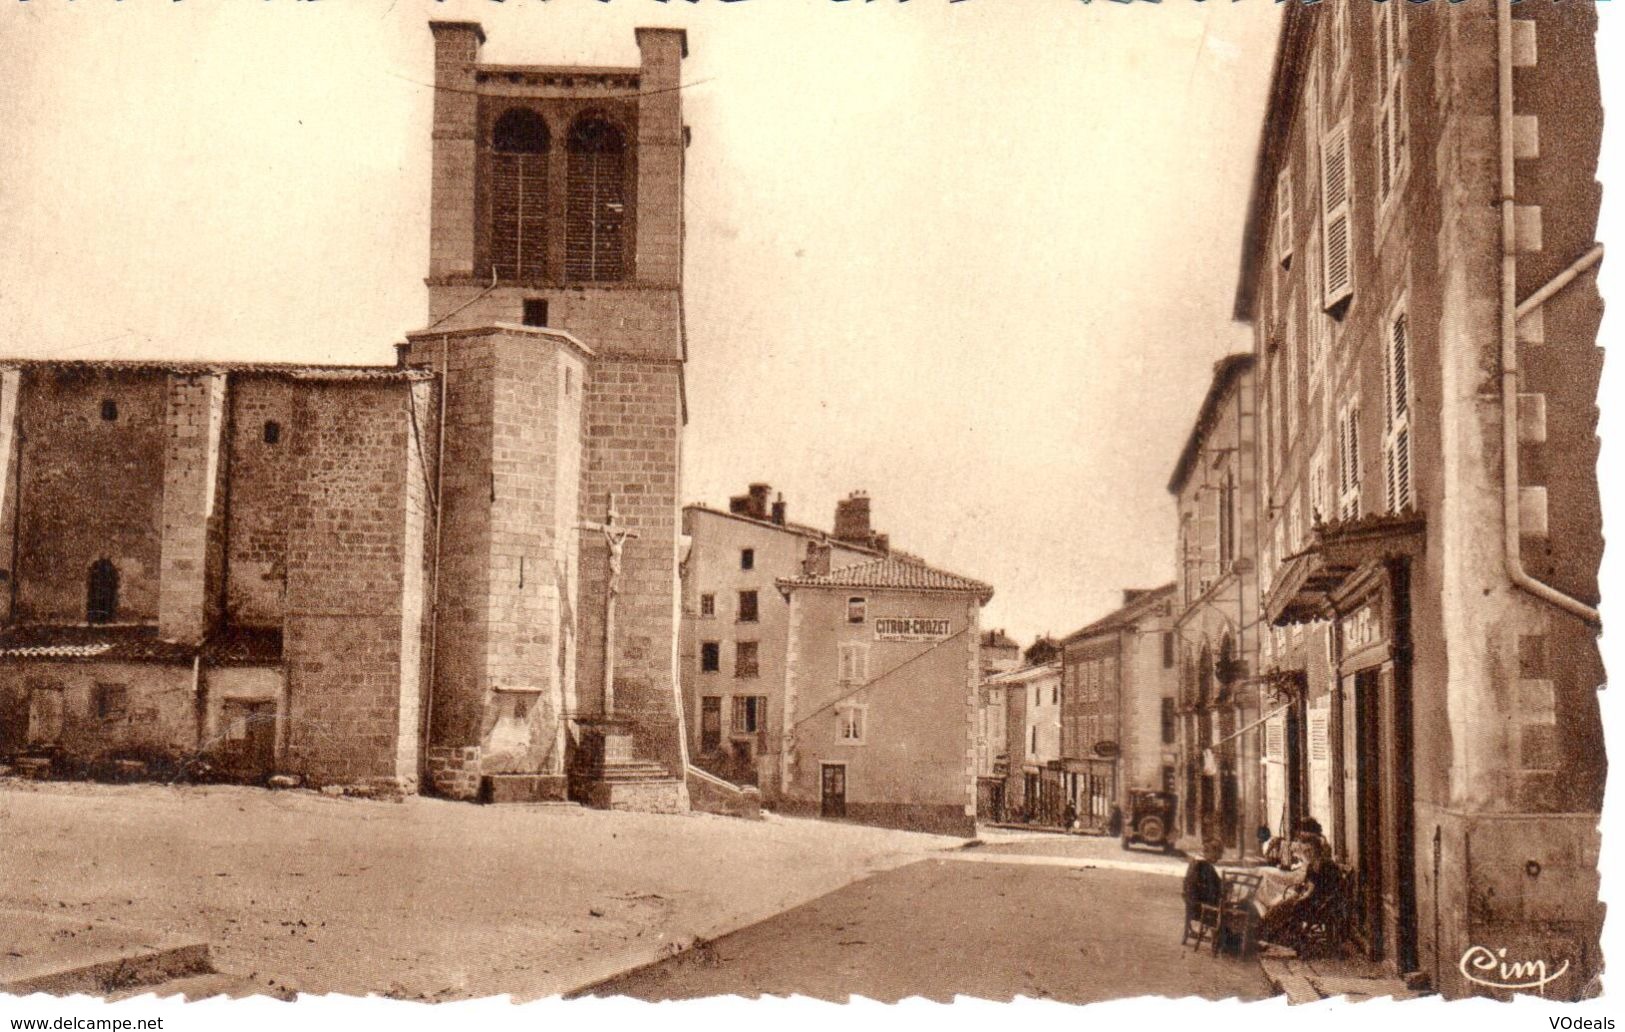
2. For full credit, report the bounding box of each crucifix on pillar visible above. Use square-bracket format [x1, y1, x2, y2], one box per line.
[579, 493, 638, 718]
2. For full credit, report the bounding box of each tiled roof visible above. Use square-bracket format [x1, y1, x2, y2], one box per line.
[0, 625, 195, 662]
[777, 556, 994, 603]
[1061, 582, 1177, 644]
[0, 359, 432, 382]
[0, 625, 285, 664]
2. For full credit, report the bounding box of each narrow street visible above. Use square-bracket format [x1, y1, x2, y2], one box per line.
[589, 837, 1273, 1003]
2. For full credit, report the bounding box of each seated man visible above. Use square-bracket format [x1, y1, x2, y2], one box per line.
[1256, 835, 1341, 949]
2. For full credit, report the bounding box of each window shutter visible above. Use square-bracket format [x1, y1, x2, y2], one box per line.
[1321, 122, 1353, 309]
[1276, 170, 1294, 266]
[1388, 311, 1409, 423]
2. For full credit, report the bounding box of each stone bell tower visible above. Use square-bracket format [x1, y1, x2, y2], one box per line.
[408, 21, 690, 806]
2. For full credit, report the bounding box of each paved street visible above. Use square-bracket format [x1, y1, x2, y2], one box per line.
[589, 853, 1275, 1003]
[0, 780, 966, 1000]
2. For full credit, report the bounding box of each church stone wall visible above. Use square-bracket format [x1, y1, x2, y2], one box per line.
[283, 381, 424, 789]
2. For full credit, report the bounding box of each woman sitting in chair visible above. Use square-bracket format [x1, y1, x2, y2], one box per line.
[1257, 834, 1340, 949]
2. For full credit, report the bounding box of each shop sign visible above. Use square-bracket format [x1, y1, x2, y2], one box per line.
[1092, 740, 1119, 758]
[1340, 602, 1382, 653]
[874, 617, 951, 642]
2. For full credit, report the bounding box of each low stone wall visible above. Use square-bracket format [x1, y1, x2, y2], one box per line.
[686, 766, 761, 820]
[777, 798, 973, 839]
[425, 745, 482, 800]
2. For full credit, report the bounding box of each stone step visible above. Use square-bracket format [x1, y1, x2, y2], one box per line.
[107, 971, 296, 1002]
[0, 909, 211, 997]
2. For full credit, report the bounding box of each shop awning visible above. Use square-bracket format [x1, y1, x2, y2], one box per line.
[1263, 512, 1425, 626]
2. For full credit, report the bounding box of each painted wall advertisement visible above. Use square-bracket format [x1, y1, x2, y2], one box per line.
[874, 617, 952, 642]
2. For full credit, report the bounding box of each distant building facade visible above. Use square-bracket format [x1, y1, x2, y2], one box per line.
[1167, 355, 1261, 857]
[987, 661, 1061, 825]
[775, 556, 991, 837]
[1236, 2, 1603, 994]
[679, 486, 879, 788]
[1058, 586, 1176, 832]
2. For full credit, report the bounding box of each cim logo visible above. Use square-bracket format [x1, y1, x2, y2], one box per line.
[1459, 945, 1570, 994]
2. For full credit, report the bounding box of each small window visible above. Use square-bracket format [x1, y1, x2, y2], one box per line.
[100, 400, 117, 422]
[700, 641, 720, 673]
[732, 694, 766, 733]
[522, 298, 549, 327]
[740, 548, 755, 571]
[95, 683, 128, 721]
[1162, 632, 1175, 669]
[1051, 683, 1058, 705]
[1161, 697, 1176, 745]
[847, 596, 867, 624]
[699, 593, 716, 618]
[737, 590, 759, 623]
[735, 641, 759, 679]
[564, 366, 573, 397]
[837, 705, 866, 744]
[263, 421, 281, 445]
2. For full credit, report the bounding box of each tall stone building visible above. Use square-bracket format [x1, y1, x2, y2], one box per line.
[0, 22, 695, 811]
[1236, 1, 1603, 996]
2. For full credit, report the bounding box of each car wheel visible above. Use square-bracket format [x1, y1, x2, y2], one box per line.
[1137, 815, 1166, 844]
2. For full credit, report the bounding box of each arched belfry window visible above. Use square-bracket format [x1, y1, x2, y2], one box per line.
[87, 560, 118, 625]
[489, 108, 550, 282]
[566, 115, 627, 282]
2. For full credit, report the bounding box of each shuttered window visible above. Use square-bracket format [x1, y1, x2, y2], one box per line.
[1320, 121, 1353, 310]
[1375, 3, 1409, 211]
[1310, 446, 1328, 527]
[1337, 399, 1362, 521]
[838, 643, 869, 685]
[1306, 227, 1327, 383]
[1383, 303, 1414, 512]
[1276, 169, 1294, 267]
[488, 108, 550, 283]
[1329, 0, 1350, 83]
[566, 115, 628, 282]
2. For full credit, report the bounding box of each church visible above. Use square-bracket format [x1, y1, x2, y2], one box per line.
[0, 21, 694, 811]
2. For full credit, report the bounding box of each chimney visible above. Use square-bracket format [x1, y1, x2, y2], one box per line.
[803, 540, 832, 577]
[728, 494, 750, 516]
[771, 493, 787, 526]
[833, 491, 872, 544]
[748, 483, 771, 521]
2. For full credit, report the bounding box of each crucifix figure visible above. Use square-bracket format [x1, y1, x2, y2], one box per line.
[579, 493, 639, 718]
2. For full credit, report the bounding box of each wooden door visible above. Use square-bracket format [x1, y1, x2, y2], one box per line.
[821, 763, 846, 819]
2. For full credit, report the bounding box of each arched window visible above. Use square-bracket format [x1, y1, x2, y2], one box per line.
[1197, 644, 1213, 708]
[87, 560, 118, 625]
[489, 108, 550, 282]
[566, 114, 627, 282]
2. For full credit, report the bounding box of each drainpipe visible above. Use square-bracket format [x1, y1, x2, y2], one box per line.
[1497, 0, 1602, 629]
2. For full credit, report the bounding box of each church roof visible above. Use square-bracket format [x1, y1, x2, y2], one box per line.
[777, 556, 994, 605]
[0, 359, 432, 382]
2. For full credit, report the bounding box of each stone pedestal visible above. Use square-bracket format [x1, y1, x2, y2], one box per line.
[568, 717, 686, 813]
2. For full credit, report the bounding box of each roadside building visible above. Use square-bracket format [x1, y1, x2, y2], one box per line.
[974, 674, 1009, 820]
[1057, 586, 1177, 833]
[774, 556, 992, 837]
[679, 487, 880, 788]
[978, 628, 1022, 679]
[1166, 355, 1263, 858]
[1235, 1, 1603, 994]
[984, 661, 1061, 825]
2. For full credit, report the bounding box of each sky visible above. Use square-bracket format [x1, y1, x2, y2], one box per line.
[5, 0, 1289, 646]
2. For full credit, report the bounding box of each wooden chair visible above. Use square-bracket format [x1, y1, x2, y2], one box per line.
[1203, 871, 1264, 957]
[1181, 861, 1222, 948]
[1296, 864, 1353, 957]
